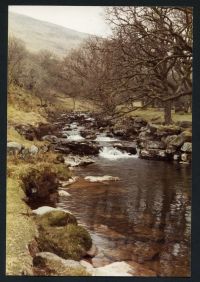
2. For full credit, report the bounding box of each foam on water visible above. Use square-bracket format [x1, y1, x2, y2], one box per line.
[99, 146, 138, 160]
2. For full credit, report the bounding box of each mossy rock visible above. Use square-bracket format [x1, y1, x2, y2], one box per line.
[181, 131, 192, 142]
[37, 210, 77, 227]
[37, 224, 92, 261]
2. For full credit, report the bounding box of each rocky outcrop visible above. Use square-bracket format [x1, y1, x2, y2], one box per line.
[137, 124, 192, 163]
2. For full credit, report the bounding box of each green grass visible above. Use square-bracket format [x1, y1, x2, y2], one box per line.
[6, 176, 37, 275]
[128, 108, 192, 123]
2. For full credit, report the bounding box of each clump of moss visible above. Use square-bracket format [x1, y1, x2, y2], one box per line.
[37, 224, 92, 261]
[37, 210, 77, 227]
[21, 165, 59, 201]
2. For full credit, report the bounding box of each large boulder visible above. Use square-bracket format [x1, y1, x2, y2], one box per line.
[37, 224, 92, 260]
[7, 142, 24, 155]
[33, 252, 89, 276]
[55, 141, 101, 156]
[113, 142, 137, 155]
[168, 132, 192, 148]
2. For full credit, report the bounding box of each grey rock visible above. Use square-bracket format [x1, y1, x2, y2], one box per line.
[7, 142, 24, 155]
[181, 142, 192, 153]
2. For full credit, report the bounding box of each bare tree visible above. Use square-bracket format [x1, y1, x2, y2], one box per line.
[8, 36, 27, 86]
[105, 7, 192, 123]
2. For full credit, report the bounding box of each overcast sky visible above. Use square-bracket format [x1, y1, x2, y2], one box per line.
[9, 6, 112, 36]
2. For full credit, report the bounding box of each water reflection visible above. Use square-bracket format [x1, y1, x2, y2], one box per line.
[57, 158, 191, 277]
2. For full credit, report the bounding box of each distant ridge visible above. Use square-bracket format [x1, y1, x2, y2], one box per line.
[8, 12, 92, 57]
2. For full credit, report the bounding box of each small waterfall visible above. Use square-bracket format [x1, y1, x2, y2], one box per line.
[99, 146, 138, 160]
[62, 123, 85, 141]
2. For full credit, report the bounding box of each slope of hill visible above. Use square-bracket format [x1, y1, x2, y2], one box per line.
[8, 12, 91, 57]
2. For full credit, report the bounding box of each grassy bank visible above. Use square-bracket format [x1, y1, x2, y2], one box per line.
[129, 108, 192, 123]
[6, 162, 37, 275]
[6, 84, 73, 275]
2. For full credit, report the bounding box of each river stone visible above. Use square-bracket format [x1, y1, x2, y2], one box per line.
[168, 134, 187, 148]
[37, 210, 77, 227]
[181, 153, 191, 163]
[29, 145, 39, 155]
[181, 142, 192, 153]
[56, 141, 101, 156]
[60, 177, 79, 187]
[173, 154, 181, 161]
[146, 140, 166, 150]
[64, 156, 95, 167]
[140, 149, 167, 161]
[42, 135, 58, 143]
[58, 190, 71, 197]
[84, 175, 120, 182]
[32, 206, 70, 216]
[33, 252, 88, 276]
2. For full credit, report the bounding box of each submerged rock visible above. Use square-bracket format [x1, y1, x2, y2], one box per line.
[60, 177, 79, 187]
[58, 190, 71, 197]
[84, 175, 120, 182]
[86, 244, 98, 257]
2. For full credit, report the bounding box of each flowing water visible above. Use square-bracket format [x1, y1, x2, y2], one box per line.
[57, 118, 191, 277]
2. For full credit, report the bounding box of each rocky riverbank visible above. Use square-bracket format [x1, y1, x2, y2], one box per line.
[12, 111, 192, 164]
[7, 111, 192, 276]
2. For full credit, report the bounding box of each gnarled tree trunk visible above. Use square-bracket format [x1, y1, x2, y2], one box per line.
[164, 101, 173, 124]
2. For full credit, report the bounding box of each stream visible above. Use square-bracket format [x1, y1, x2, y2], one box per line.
[55, 114, 191, 277]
